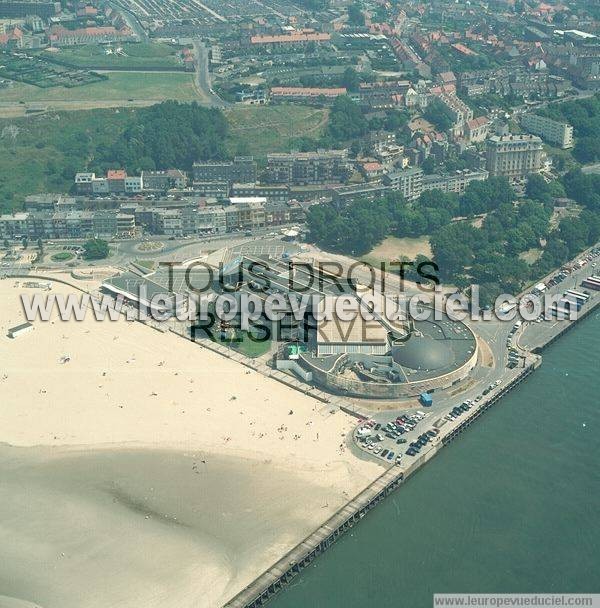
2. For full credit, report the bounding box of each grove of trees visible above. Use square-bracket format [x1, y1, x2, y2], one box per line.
[306, 174, 600, 306]
[92, 101, 229, 174]
[83, 238, 110, 260]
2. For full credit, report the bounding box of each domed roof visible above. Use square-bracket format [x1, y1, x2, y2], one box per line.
[391, 336, 454, 371]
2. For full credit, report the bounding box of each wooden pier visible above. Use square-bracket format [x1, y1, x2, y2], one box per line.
[223, 465, 406, 608]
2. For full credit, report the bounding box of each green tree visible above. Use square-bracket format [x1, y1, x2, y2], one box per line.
[423, 98, 455, 132]
[574, 137, 600, 164]
[83, 238, 110, 260]
[327, 95, 368, 142]
[341, 67, 360, 92]
[525, 174, 552, 205]
[347, 2, 364, 25]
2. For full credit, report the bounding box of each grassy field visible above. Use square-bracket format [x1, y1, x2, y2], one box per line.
[0, 108, 134, 211]
[225, 104, 328, 157]
[44, 43, 185, 70]
[361, 236, 433, 267]
[0, 72, 197, 104]
[0, 101, 332, 212]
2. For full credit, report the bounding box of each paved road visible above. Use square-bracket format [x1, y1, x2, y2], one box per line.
[1, 226, 301, 271]
[519, 251, 600, 352]
[192, 40, 231, 109]
[106, 0, 148, 41]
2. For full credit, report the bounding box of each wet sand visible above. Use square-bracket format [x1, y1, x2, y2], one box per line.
[0, 445, 351, 608]
[0, 278, 382, 607]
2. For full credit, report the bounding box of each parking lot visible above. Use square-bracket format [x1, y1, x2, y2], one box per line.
[354, 410, 440, 465]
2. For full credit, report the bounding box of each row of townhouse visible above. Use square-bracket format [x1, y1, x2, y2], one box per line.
[457, 67, 570, 99]
[120, 199, 304, 237]
[269, 86, 346, 105]
[48, 25, 134, 46]
[75, 169, 187, 195]
[0, 210, 135, 239]
[355, 80, 412, 109]
[0, 196, 306, 241]
[74, 149, 361, 201]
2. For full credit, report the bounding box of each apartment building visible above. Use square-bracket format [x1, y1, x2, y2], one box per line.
[192, 157, 257, 184]
[265, 150, 350, 185]
[192, 181, 229, 199]
[230, 183, 290, 204]
[486, 135, 544, 180]
[124, 176, 143, 193]
[197, 206, 227, 233]
[0, 210, 135, 239]
[382, 167, 423, 201]
[330, 183, 392, 205]
[24, 193, 76, 212]
[141, 169, 187, 191]
[0, 212, 28, 239]
[421, 170, 489, 195]
[521, 113, 574, 149]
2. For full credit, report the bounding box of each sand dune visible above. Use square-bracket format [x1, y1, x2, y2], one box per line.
[0, 278, 382, 607]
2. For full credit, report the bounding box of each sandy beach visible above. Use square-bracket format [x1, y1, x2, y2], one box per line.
[0, 276, 382, 608]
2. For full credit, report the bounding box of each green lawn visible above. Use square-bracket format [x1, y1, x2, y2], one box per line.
[225, 329, 271, 358]
[134, 259, 156, 270]
[44, 42, 186, 70]
[225, 104, 329, 157]
[51, 251, 75, 262]
[0, 72, 197, 103]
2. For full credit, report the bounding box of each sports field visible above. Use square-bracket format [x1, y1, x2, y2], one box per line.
[46, 42, 185, 70]
[0, 72, 197, 105]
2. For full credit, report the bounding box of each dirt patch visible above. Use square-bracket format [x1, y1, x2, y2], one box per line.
[362, 236, 432, 265]
[477, 336, 494, 368]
